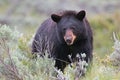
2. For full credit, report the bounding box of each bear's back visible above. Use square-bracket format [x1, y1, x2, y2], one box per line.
[32, 18, 57, 53]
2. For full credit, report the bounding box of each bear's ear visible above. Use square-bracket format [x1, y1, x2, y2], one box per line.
[51, 14, 61, 23]
[76, 10, 86, 21]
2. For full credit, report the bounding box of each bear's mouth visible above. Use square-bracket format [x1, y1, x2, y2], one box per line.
[66, 41, 73, 45]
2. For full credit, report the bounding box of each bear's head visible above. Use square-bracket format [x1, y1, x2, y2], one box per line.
[51, 10, 87, 46]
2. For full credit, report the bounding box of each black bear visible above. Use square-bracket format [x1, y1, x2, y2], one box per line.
[32, 10, 93, 71]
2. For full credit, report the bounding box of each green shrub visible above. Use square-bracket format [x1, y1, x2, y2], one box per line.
[0, 25, 55, 80]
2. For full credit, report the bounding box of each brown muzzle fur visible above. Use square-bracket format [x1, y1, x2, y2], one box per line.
[64, 29, 76, 45]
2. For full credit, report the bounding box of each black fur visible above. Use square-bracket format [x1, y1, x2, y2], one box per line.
[32, 10, 93, 71]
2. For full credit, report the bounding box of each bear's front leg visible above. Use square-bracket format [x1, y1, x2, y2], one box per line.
[55, 59, 67, 72]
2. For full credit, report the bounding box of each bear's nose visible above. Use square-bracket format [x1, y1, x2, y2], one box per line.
[66, 39, 71, 43]
[66, 37, 72, 45]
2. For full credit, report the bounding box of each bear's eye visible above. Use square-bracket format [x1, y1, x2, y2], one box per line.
[63, 28, 67, 31]
[70, 27, 75, 30]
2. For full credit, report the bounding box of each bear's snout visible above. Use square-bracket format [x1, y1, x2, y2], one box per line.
[64, 29, 76, 45]
[65, 36, 72, 45]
